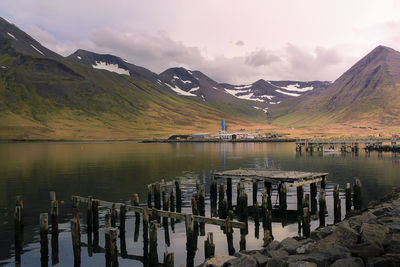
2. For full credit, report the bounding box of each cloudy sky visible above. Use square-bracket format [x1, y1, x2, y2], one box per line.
[1, 0, 400, 84]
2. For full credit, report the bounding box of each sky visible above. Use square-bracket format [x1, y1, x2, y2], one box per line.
[1, 0, 400, 84]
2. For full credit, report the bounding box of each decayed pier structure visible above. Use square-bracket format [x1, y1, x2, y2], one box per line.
[13, 169, 365, 266]
[295, 139, 399, 152]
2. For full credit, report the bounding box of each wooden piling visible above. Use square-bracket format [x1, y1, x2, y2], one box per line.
[133, 193, 140, 217]
[14, 196, 23, 264]
[345, 183, 352, 216]
[199, 185, 205, 217]
[319, 189, 326, 227]
[185, 214, 197, 267]
[40, 213, 49, 266]
[333, 184, 341, 223]
[170, 189, 175, 230]
[227, 177, 233, 210]
[264, 181, 272, 210]
[49, 192, 59, 265]
[111, 203, 117, 228]
[105, 227, 118, 266]
[219, 184, 227, 219]
[175, 181, 182, 213]
[225, 215, 235, 255]
[240, 233, 246, 251]
[149, 221, 159, 265]
[92, 200, 99, 232]
[154, 183, 161, 210]
[147, 184, 152, 208]
[302, 207, 310, 238]
[297, 185, 303, 235]
[143, 208, 149, 261]
[353, 179, 362, 211]
[263, 229, 272, 247]
[86, 195, 93, 230]
[105, 211, 111, 228]
[252, 179, 258, 206]
[204, 232, 215, 259]
[163, 250, 174, 267]
[321, 175, 327, 189]
[310, 183, 318, 216]
[120, 204, 126, 234]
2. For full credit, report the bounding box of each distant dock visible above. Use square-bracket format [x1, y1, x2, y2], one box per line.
[140, 138, 296, 143]
[295, 139, 399, 152]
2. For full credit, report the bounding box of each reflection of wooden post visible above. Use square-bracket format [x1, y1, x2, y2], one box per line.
[92, 200, 99, 232]
[170, 189, 175, 230]
[105, 211, 111, 228]
[133, 193, 140, 218]
[175, 181, 182, 213]
[345, 183, 352, 216]
[227, 177, 232, 210]
[86, 195, 93, 230]
[14, 196, 23, 265]
[120, 204, 126, 234]
[204, 232, 215, 259]
[199, 185, 205, 216]
[353, 179, 362, 211]
[40, 213, 49, 266]
[319, 189, 326, 227]
[150, 221, 159, 265]
[333, 184, 341, 223]
[297, 185, 303, 235]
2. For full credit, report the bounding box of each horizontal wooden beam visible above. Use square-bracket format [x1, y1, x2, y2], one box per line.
[72, 196, 246, 229]
[284, 177, 323, 188]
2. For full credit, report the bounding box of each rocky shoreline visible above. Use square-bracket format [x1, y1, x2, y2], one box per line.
[200, 188, 400, 267]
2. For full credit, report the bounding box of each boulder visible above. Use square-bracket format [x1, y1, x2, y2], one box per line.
[284, 245, 350, 267]
[287, 261, 316, 267]
[377, 217, 400, 233]
[269, 249, 289, 259]
[201, 255, 236, 267]
[222, 253, 257, 267]
[310, 225, 336, 241]
[384, 233, 400, 253]
[329, 257, 364, 267]
[366, 253, 400, 267]
[349, 242, 385, 261]
[360, 223, 389, 246]
[249, 251, 270, 267]
[266, 258, 287, 267]
[278, 237, 302, 254]
[348, 212, 377, 232]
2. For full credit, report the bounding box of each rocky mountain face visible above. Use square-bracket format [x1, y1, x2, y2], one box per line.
[271, 45, 400, 125]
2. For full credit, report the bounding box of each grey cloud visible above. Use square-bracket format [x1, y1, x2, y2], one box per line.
[245, 49, 281, 67]
[235, 40, 245, 46]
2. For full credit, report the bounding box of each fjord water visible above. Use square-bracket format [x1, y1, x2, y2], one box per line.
[0, 142, 399, 266]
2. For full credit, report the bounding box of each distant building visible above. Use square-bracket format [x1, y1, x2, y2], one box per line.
[168, 134, 191, 140]
[192, 133, 211, 140]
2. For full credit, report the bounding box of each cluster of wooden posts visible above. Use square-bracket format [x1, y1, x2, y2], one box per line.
[13, 177, 364, 266]
[296, 142, 360, 153]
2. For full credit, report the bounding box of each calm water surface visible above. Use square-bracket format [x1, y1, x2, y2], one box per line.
[0, 142, 399, 266]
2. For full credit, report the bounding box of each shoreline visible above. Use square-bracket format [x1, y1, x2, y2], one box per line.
[201, 188, 400, 267]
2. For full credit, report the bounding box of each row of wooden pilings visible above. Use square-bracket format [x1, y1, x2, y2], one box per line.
[296, 143, 360, 152]
[14, 178, 363, 266]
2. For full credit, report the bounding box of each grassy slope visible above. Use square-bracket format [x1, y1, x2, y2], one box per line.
[0, 51, 268, 140]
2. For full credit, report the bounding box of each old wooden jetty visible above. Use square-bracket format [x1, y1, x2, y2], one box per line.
[13, 169, 365, 266]
[295, 139, 398, 153]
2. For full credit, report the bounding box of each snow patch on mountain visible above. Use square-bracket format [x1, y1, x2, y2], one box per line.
[7, 32, 17, 40]
[275, 89, 300, 97]
[92, 61, 130, 75]
[181, 80, 192, 84]
[224, 88, 265, 102]
[188, 86, 200, 93]
[235, 84, 252, 89]
[30, 44, 44, 55]
[280, 83, 313, 92]
[77, 56, 82, 60]
[165, 83, 197, 96]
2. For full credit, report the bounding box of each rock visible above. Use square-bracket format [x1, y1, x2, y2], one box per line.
[267, 240, 280, 251]
[310, 225, 336, 241]
[360, 223, 389, 246]
[249, 251, 270, 267]
[266, 258, 287, 267]
[222, 254, 257, 267]
[287, 261, 317, 267]
[349, 242, 385, 261]
[377, 217, 400, 233]
[278, 237, 301, 254]
[384, 233, 400, 253]
[329, 257, 364, 267]
[308, 222, 358, 252]
[269, 249, 289, 258]
[348, 212, 377, 232]
[296, 239, 315, 254]
[284, 245, 351, 267]
[366, 253, 400, 267]
[370, 206, 393, 217]
[201, 255, 236, 267]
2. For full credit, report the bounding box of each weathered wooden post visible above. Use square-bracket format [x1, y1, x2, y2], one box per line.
[227, 177, 233, 210]
[147, 184, 152, 208]
[345, 183, 352, 216]
[279, 183, 287, 225]
[264, 181, 272, 210]
[92, 199, 99, 249]
[111, 203, 117, 228]
[170, 189, 175, 230]
[218, 184, 227, 219]
[133, 193, 140, 242]
[50, 192, 59, 265]
[163, 192, 171, 246]
[40, 213, 49, 266]
[297, 185, 304, 235]
[240, 233, 246, 251]
[14, 196, 23, 265]
[252, 179, 258, 206]
[333, 184, 341, 223]
[163, 249, 174, 267]
[302, 207, 310, 238]
[204, 232, 215, 259]
[199, 185, 206, 236]
[263, 229, 272, 247]
[319, 189, 326, 227]
[210, 177, 218, 217]
[105, 211, 111, 228]
[143, 208, 149, 262]
[310, 183, 318, 216]
[185, 214, 197, 267]
[86, 195, 93, 230]
[120, 204, 126, 234]
[70, 216, 81, 265]
[154, 183, 161, 210]
[105, 227, 118, 266]
[175, 180, 182, 213]
[353, 179, 362, 211]
[321, 175, 327, 189]
[225, 213, 235, 256]
[150, 221, 159, 265]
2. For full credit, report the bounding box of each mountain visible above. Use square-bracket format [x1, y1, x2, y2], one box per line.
[220, 79, 331, 105]
[0, 17, 268, 140]
[271, 45, 400, 126]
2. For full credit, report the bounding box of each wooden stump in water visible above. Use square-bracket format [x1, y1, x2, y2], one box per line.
[263, 229, 272, 247]
[302, 207, 310, 238]
[225, 216, 235, 256]
[345, 183, 352, 216]
[204, 232, 215, 259]
[70, 216, 81, 265]
[105, 227, 118, 267]
[227, 177, 233, 210]
[252, 179, 258, 206]
[218, 184, 227, 219]
[14, 196, 23, 265]
[353, 179, 362, 211]
[147, 184, 152, 208]
[175, 180, 182, 213]
[86, 195, 93, 230]
[319, 189, 326, 227]
[149, 221, 159, 266]
[50, 192, 59, 265]
[40, 213, 49, 266]
[111, 203, 117, 228]
[310, 183, 318, 216]
[154, 183, 161, 210]
[321, 176, 327, 189]
[185, 214, 197, 267]
[92, 200, 99, 232]
[120, 204, 126, 234]
[333, 184, 341, 223]
[143, 208, 149, 262]
[163, 250, 174, 267]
